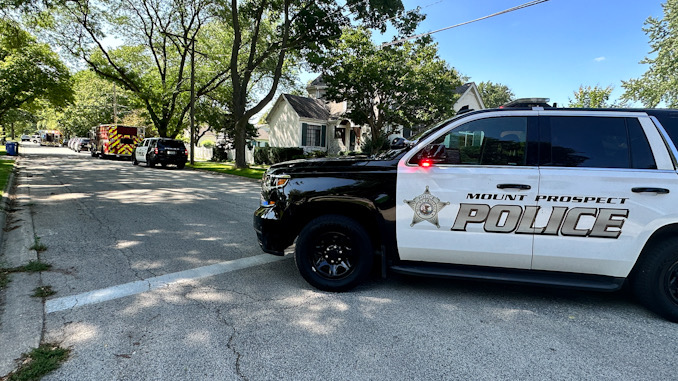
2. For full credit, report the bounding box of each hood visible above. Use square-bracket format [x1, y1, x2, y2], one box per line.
[267, 154, 402, 176]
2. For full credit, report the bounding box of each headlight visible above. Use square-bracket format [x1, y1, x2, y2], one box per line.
[262, 173, 290, 192]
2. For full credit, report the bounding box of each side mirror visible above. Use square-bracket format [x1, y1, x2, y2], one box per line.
[391, 137, 407, 149]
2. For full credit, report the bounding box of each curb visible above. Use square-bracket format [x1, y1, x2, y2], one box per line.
[0, 157, 44, 377]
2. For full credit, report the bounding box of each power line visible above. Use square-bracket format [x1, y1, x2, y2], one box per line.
[380, 0, 550, 48]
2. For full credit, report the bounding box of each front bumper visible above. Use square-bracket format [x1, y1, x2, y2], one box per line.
[253, 206, 294, 256]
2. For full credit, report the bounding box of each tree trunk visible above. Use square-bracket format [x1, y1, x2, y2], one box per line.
[234, 118, 247, 168]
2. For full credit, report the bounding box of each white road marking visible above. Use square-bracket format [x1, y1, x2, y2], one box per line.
[46, 254, 288, 314]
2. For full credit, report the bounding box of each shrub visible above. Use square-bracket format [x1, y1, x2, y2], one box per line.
[361, 135, 390, 156]
[270, 147, 304, 164]
[306, 150, 328, 158]
[253, 146, 271, 165]
[211, 145, 229, 162]
[202, 140, 215, 149]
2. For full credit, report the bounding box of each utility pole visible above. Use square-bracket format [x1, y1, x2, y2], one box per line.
[190, 38, 195, 165]
[113, 84, 118, 124]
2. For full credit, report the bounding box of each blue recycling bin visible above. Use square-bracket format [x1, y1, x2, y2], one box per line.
[5, 142, 18, 156]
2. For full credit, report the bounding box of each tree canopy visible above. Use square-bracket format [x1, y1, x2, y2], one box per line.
[58, 70, 139, 137]
[622, 0, 678, 107]
[568, 85, 623, 108]
[477, 81, 514, 108]
[310, 28, 461, 144]
[43, 0, 220, 138]
[221, 0, 423, 167]
[0, 20, 72, 123]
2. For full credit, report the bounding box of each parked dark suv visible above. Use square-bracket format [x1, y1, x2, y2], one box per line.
[132, 138, 188, 169]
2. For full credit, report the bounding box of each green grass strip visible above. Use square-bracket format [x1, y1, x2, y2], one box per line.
[0, 158, 13, 191]
[188, 162, 266, 180]
[7, 344, 70, 381]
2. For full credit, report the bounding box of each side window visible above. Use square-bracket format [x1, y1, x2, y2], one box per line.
[543, 116, 656, 169]
[628, 118, 657, 169]
[409, 117, 528, 166]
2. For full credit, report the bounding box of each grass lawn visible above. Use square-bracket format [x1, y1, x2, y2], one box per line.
[0, 145, 14, 192]
[187, 161, 266, 180]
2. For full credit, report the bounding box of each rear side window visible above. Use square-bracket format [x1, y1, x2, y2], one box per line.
[158, 140, 186, 149]
[541, 116, 656, 169]
[651, 112, 678, 145]
[627, 118, 657, 169]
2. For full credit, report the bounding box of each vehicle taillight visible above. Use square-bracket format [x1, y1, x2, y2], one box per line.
[184, 149, 188, 156]
[154, 148, 158, 154]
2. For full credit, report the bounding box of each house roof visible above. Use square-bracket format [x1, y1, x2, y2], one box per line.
[255, 125, 269, 141]
[454, 82, 472, 95]
[309, 75, 326, 87]
[283, 94, 330, 120]
[454, 82, 486, 110]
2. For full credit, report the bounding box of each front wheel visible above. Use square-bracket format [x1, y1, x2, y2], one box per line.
[132, 154, 138, 166]
[632, 238, 678, 322]
[295, 215, 373, 292]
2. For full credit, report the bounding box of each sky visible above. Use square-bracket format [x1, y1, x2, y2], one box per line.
[305, 0, 667, 108]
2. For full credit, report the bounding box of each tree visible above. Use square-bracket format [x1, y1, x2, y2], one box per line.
[58, 70, 141, 138]
[622, 0, 678, 107]
[568, 85, 623, 108]
[43, 0, 223, 138]
[477, 81, 514, 108]
[0, 20, 73, 122]
[310, 28, 461, 144]
[1, 109, 37, 140]
[219, 0, 422, 168]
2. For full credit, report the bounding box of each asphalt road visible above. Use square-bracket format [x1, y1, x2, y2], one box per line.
[7, 143, 678, 380]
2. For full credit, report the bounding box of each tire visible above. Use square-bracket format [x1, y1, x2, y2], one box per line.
[145, 155, 154, 167]
[295, 215, 373, 292]
[177, 162, 185, 169]
[631, 238, 678, 322]
[132, 154, 138, 166]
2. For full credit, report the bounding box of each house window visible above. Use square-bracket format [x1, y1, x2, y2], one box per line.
[302, 123, 326, 147]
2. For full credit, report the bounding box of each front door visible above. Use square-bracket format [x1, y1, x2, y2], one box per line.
[396, 112, 539, 269]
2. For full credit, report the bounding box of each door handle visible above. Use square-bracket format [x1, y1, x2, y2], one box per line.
[632, 187, 670, 194]
[497, 184, 531, 190]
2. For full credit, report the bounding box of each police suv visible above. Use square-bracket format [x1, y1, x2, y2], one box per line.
[253, 107, 678, 322]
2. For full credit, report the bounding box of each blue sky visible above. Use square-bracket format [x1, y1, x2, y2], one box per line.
[397, 0, 666, 106]
[302, 0, 666, 108]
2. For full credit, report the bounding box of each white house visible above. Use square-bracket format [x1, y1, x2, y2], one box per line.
[266, 76, 485, 155]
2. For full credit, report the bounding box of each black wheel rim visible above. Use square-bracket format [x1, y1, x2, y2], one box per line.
[310, 232, 355, 280]
[667, 261, 678, 304]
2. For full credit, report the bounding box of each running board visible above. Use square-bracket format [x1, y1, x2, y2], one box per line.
[389, 263, 625, 292]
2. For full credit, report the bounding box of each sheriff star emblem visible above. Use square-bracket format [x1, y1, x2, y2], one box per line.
[404, 186, 450, 228]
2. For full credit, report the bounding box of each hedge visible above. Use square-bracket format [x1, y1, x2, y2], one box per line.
[253, 147, 305, 165]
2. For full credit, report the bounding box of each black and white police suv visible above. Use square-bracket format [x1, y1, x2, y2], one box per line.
[253, 107, 678, 321]
[132, 138, 188, 169]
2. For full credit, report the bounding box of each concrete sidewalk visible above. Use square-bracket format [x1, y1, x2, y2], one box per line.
[0, 158, 45, 377]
